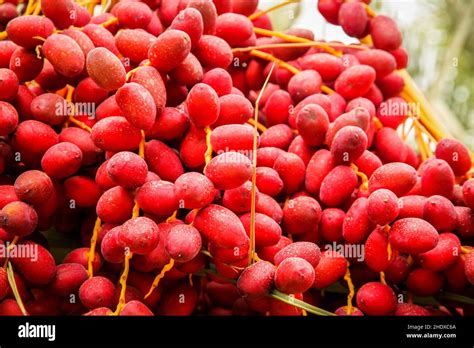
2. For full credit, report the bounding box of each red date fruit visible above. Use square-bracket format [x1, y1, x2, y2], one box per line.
[389, 218, 439, 254]
[237, 261, 275, 298]
[356, 282, 396, 315]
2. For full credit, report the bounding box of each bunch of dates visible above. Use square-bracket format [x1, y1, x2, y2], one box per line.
[0, 0, 473, 316]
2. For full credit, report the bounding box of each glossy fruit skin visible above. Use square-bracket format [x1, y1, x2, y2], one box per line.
[115, 29, 156, 65]
[30, 93, 68, 126]
[63, 247, 101, 274]
[421, 159, 455, 199]
[106, 151, 148, 189]
[211, 124, 256, 153]
[116, 1, 152, 29]
[282, 196, 321, 236]
[174, 172, 215, 209]
[96, 186, 134, 224]
[149, 29, 191, 72]
[193, 204, 249, 249]
[11, 241, 56, 286]
[79, 276, 115, 310]
[319, 208, 345, 242]
[9, 47, 44, 82]
[204, 152, 252, 190]
[0, 186, 19, 209]
[86, 47, 126, 91]
[370, 15, 402, 51]
[157, 282, 198, 316]
[59, 127, 102, 166]
[201, 68, 232, 97]
[165, 224, 202, 263]
[194, 35, 233, 68]
[374, 127, 408, 163]
[305, 149, 334, 195]
[6, 15, 54, 49]
[0, 201, 38, 237]
[312, 250, 347, 289]
[255, 167, 283, 197]
[186, 83, 220, 127]
[423, 195, 457, 232]
[273, 152, 306, 194]
[398, 195, 426, 219]
[237, 261, 275, 298]
[296, 104, 329, 147]
[50, 263, 88, 297]
[13, 120, 59, 167]
[116, 82, 157, 131]
[354, 150, 382, 178]
[325, 107, 370, 146]
[338, 2, 368, 38]
[376, 97, 408, 129]
[418, 232, 460, 271]
[64, 176, 102, 208]
[63, 27, 95, 57]
[145, 140, 184, 182]
[131, 66, 167, 115]
[119, 217, 160, 255]
[274, 257, 315, 294]
[240, 212, 282, 248]
[42, 34, 85, 78]
[215, 12, 253, 46]
[368, 162, 418, 196]
[435, 138, 472, 176]
[355, 49, 397, 79]
[406, 268, 444, 296]
[331, 125, 368, 165]
[0, 101, 19, 136]
[463, 179, 474, 210]
[320, 165, 358, 207]
[274, 241, 321, 268]
[260, 124, 294, 150]
[287, 70, 323, 103]
[91, 116, 141, 152]
[101, 226, 126, 264]
[170, 8, 203, 48]
[356, 282, 397, 316]
[14, 170, 53, 205]
[222, 181, 259, 214]
[41, 142, 82, 179]
[364, 227, 390, 272]
[256, 193, 283, 224]
[335, 65, 376, 100]
[389, 218, 439, 254]
[342, 197, 372, 244]
[367, 189, 399, 225]
[394, 303, 430, 316]
[0, 69, 19, 102]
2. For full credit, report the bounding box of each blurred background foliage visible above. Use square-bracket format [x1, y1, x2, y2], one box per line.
[261, 0, 474, 148]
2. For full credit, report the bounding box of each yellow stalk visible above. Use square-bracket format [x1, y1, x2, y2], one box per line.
[87, 218, 102, 278]
[204, 126, 213, 165]
[144, 259, 175, 299]
[247, 118, 267, 133]
[68, 117, 92, 132]
[249, 63, 276, 265]
[343, 265, 355, 315]
[249, 0, 300, 21]
[253, 27, 342, 57]
[113, 251, 133, 315]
